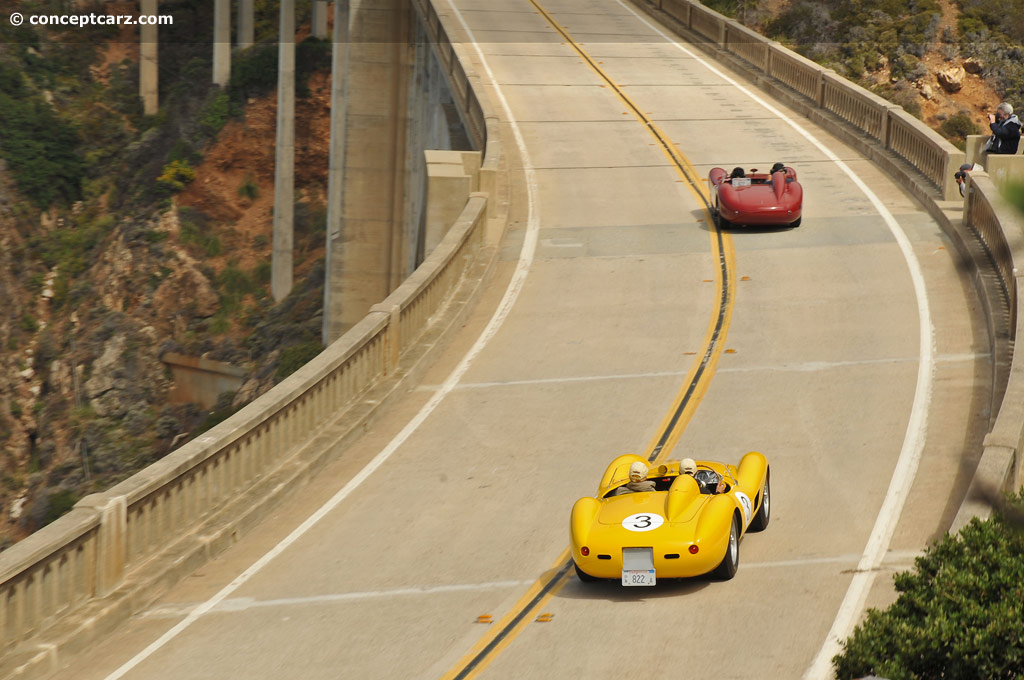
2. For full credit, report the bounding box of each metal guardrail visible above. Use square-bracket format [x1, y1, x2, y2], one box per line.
[0, 0, 500, 666]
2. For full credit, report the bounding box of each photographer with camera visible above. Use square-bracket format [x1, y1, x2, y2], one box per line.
[954, 163, 975, 198]
[984, 102, 1021, 155]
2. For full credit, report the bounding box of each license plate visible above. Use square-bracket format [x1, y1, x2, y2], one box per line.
[622, 569, 656, 586]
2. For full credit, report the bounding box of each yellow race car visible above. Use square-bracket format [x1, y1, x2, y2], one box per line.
[570, 452, 770, 585]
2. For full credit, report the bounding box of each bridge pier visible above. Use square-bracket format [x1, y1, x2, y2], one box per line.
[323, 0, 473, 342]
[311, 0, 329, 39]
[139, 0, 158, 114]
[272, 0, 296, 302]
[212, 0, 231, 86]
[324, 0, 351, 345]
[237, 0, 254, 48]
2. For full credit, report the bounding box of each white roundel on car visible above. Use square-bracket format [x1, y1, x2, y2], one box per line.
[735, 491, 752, 525]
[621, 513, 665, 532]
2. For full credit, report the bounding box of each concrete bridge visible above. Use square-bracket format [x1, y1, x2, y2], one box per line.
[4, 1, 1024, 679]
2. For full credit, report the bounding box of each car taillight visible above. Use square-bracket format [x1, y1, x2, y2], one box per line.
[581, 546, 590, 556]
[688, 545, 699, 554]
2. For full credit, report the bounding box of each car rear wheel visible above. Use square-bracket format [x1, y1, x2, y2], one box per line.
[712, 515, 740, 580]
[750, 470, 770, 532]
[715, 202, 732, 229]
[574, 562, 598, 583]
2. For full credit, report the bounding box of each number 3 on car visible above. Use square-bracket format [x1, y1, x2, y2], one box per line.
[570, 452, 771, 585]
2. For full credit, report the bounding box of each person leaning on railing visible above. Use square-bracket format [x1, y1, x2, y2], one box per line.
[984, 102, 1021, 155]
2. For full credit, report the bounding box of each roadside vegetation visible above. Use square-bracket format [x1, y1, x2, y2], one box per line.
[833, 493, 1024, 679]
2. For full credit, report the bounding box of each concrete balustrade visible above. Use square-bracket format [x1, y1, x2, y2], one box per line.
[951, 171, 1024, 529]
[688, 2, 725, 46]
[723, 21, 769, 72]
[766, 46, 825, 105]
[0, 1, 503, 672]
[887, 107, 964, 199]
[822, 72, 895, 143]
[660, 0, 691, 27]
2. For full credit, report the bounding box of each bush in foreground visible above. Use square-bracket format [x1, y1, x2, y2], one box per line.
[834, 493, 1024, 679]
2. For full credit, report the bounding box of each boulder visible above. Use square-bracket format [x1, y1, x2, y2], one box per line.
[937, 65, 965, 93]
[153, 264, 219, 320]
[963, 58, 983, 75]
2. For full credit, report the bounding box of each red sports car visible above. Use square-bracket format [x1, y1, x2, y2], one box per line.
[708, 163, 802, 228]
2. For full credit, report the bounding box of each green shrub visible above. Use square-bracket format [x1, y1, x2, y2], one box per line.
[238, 175, 260, 200]
[41, 489, 80, 526]
[156, 159, 197, 194]
[31, 213, 118, 276]
[0, 61, 84, 208]
[199, 91, 230, 136]
[208, 313, 231, 335]
[296, 37, 332, 98]
[230, 43, 278, 102]
[218, 260, 256, 315]
[252, 260, 272, 286]
[178, 207, 223, 257]
[834, 494, 1024, 679]
[939, 113, 981, 148]
[276, 341, 323, 379]
[229, 35, 331, 103]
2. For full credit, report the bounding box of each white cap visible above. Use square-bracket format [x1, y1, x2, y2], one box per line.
[681, 458, 697, 475]
[629, 461, 648, 480]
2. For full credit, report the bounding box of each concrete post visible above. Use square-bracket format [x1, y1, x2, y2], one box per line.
[77, 494, 127, 597]
[237, 0, 255, 48]
[212, 0, 231, 86]
[324, 0, 351, 345]
[273, 0, 296, 302]
[139, 0, 158, 115]
[311, 0, 329, 39]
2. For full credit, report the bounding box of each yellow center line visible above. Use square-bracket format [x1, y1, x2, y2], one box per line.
[441, 1, 738, 677]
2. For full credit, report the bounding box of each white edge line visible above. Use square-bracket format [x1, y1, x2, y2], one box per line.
[101, 6, 541, 679]
[610, 3, 935, 678]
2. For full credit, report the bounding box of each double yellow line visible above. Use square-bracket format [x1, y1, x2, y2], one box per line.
[442, 2, 737, 677]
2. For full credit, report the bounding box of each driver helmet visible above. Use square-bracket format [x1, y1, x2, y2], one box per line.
[629, 461, 648, 482]
[730, 167, 745, 179]
[681, 458, 697, 475]
[770, 162, 786, 174]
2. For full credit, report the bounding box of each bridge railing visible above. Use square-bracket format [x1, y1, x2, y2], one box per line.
[0, 0, 501, 666]
[952, 171, 1024, 529]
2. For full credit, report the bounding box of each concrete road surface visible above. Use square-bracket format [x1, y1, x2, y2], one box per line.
[53, 1, 989, 679]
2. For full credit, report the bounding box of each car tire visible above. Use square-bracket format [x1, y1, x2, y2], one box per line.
[712, 515, 740, 581]
[789, 217, 801, 228]
[574, 562, 598, 583]
[715, 202, 732, 229]
[749, 470, 770, 532]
